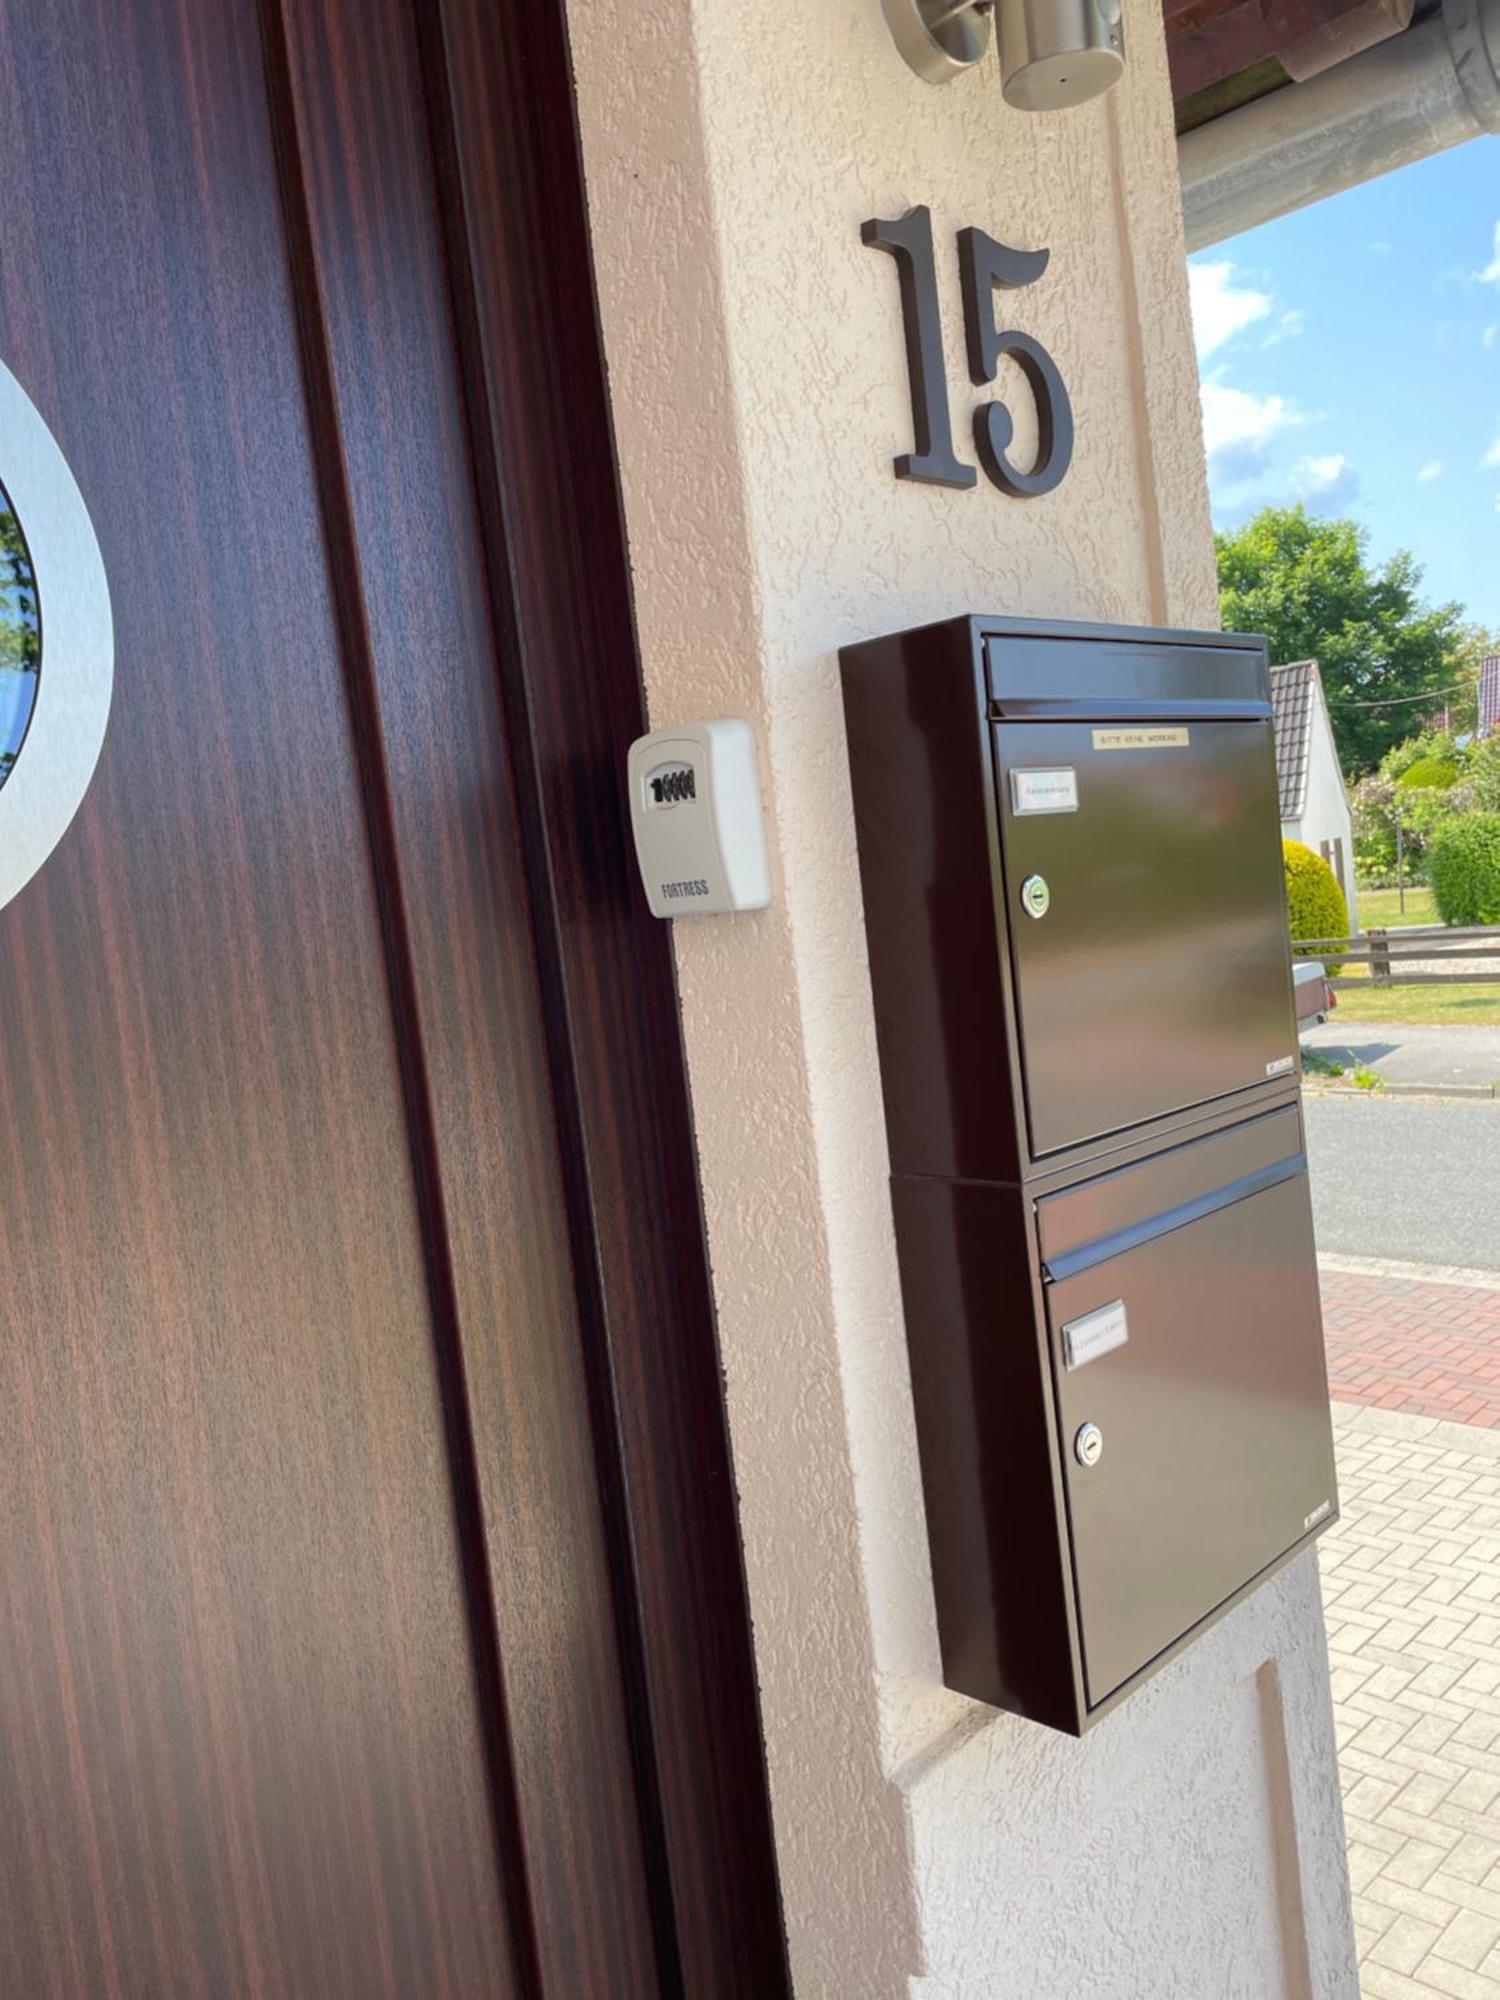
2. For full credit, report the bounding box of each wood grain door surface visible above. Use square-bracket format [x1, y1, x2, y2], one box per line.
[0, 3, 785, 1995]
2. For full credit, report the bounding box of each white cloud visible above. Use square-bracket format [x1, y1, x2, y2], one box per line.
[1369, 240, 1393, 255]
[1484, 426, 1500, 469]
[1485, 323, 1499, 351]
[1479, 222, 1500, 285]
[1262, 309, 1306, 349]
[1189, 260, 1273, 361]
[1192, 263, 1310, 505]
[1292, 452, 1359, 509]
[1417, 460, 1444, 483]
[1297, 453, 1348, 489]
[1199, 376, 1301, 464]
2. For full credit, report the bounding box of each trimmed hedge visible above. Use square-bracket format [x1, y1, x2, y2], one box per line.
[1398, 756, 1460, 791]
[1283, 839, 1348, 970]
[1428, 813, 1500, 927]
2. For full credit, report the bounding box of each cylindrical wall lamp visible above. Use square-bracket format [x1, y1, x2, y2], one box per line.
[882, 0, 1125, 107]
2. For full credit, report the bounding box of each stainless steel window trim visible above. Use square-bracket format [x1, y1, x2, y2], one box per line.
[0, 358, 113, 914]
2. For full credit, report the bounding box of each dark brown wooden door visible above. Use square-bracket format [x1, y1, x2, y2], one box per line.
[0, 3, 785, 1996]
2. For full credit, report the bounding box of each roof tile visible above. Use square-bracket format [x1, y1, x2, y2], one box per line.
[1270, 659, 1317, 821]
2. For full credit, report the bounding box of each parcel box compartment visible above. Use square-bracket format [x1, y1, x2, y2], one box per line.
[889, 1104, 1337, 1733]
[1043, 1152, 1337, 1705]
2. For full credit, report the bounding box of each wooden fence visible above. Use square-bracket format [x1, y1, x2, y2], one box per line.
[1296, 922, 1500, 985]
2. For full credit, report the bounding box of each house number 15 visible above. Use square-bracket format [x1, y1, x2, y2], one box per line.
[861, 205, 1074, 498]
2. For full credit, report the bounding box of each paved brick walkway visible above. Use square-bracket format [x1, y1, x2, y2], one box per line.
[1322, 1265, 1500, 1431]
[1324, 1402, 1500, 1997]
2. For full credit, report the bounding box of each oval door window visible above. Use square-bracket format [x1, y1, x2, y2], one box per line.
[0, 474, 42, 789]
[0, 358, 113, 913]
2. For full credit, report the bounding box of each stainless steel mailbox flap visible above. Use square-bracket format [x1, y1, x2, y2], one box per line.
[1044, 1152, 1306, 1284]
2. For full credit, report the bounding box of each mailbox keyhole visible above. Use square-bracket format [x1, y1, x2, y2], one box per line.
[1074, 1421, 1103, 1468]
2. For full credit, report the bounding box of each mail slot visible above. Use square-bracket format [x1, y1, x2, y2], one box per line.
[842, 615, 1338, 1733]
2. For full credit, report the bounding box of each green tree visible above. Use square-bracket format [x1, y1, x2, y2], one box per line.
[1216, 506, 1488, 777]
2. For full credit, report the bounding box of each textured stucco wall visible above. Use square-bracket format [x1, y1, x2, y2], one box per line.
[565, 1, 1359, 1993]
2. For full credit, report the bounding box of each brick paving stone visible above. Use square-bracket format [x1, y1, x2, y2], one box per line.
[1326, 1405, 1500, 1998]
[1322, 1270, 1500, 1429]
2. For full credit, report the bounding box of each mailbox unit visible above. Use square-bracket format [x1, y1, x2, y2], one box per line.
[840, 613, 1338, 1735]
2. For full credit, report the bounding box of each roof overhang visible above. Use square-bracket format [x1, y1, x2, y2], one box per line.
[1171, 0, 1500, 249]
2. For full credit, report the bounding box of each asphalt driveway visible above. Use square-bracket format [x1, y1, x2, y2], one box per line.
[1303, 1094, 1500, 1273]
[1301, 1020, 1500, 1092]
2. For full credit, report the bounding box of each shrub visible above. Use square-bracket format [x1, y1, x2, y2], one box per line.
[1283, 839, 1349, 969]
[1380, 729, 1460, 782]
[1398, 756, 1460, 791]
[1407, 777, 1478, 844]
[1464, 738, 1500, 814]
[1351, 773, 1400, 882]
[1428, 813, 1500, 927]
[1351, 767, 1478, 885]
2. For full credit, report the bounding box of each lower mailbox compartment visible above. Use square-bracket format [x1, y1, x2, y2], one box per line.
[891, 1103, 1339, 1734]
[1048, 1169, 1335, 1706]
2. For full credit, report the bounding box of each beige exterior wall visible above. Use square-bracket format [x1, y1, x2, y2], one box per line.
[1287, 677, 1359, 929]
[565, 1, 1359, 1992]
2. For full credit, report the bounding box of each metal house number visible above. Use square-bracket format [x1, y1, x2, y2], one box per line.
[861, 205, 1074, 498]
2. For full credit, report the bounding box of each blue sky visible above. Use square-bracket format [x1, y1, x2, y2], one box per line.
[1190, 136, 1500, 635]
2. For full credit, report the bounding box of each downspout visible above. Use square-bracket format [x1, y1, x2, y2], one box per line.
[1180, 0, 1500, 250]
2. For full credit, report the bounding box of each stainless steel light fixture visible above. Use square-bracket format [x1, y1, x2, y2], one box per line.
[999, 0, 1124, 107]
[883, 0, 1125, 107]
[881, 0, 994, 83]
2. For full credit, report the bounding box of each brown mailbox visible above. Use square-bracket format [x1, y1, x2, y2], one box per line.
[840, 613, 1338, 1735]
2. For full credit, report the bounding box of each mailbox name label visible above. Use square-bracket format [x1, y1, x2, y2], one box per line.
[1062, 1299, 1130, 1371]
[1011, 767, 1079, 815]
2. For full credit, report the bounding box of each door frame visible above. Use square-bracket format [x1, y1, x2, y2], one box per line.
[414, 5, 790, 1990]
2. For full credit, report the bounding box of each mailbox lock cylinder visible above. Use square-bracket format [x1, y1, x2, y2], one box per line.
[1074, 1421, 1104, 1468]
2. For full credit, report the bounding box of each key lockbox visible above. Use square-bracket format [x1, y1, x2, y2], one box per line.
[840, 614, 1338, 1734]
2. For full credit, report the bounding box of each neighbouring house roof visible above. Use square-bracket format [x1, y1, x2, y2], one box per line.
[1269, 659, 1320, 821]
[1481, 655, 1500, 741]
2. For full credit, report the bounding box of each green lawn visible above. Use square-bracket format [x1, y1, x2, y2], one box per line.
[1323, 978, 1500, 1028]
[1355, 884, 1438, 929]
[1323, 883, 1500, 1022]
